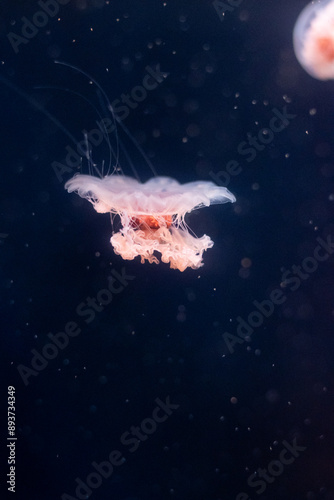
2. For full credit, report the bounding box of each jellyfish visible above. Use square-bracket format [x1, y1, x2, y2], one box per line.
[293, 0, 334, 80]
[65, 174, 236, 272]
[55, 61, 235, 271]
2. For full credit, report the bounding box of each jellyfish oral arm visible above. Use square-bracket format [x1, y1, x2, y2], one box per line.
[111, 215, 214, 272]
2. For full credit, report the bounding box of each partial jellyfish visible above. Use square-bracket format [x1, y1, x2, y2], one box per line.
[65, 174, 236, 272]
[293, 0, 334, 80]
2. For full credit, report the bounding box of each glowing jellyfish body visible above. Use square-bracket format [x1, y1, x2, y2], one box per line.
[293, 0, 334, 80]
[65, 175, 236, 272]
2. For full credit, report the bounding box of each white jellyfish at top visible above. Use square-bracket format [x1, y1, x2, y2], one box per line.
[293, 0, 334, 80]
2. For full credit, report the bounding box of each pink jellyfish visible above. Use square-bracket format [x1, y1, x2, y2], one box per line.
[293, 0, 334, 80]
[65, 174, 236, 272]
[59, 61, 235, 271]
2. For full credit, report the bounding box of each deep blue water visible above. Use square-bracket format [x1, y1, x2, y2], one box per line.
[1, 1, 334, 499]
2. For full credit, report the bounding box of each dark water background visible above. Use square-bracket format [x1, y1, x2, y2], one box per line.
[1, 0, 334, 499]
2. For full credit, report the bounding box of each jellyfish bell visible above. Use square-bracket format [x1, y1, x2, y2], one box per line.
[293, 0, 334, 80]
[65, 174, 236, 272]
